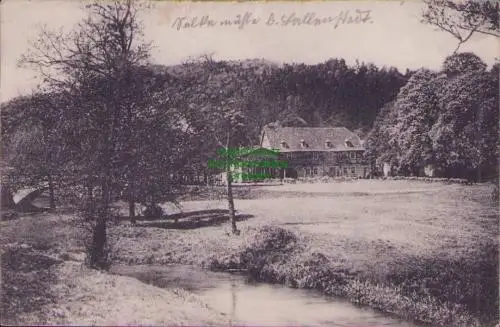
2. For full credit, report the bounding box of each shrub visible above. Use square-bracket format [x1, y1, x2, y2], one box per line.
[248, 226, 297, 252]
[231, 226, 299, 281]
[143, 204, 164, 219]
[288, 252, 348, 291]
[0, 210, 18, 221]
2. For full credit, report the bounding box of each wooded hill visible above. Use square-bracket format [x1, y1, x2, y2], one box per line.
[151, 57, 410, 142]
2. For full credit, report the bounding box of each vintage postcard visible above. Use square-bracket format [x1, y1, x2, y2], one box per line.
[1, 0, 498, 326]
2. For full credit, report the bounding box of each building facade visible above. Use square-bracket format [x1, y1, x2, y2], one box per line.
[259, 126, 371, 179]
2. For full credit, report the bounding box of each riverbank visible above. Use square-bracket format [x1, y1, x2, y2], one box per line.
[0, 213, 228, 326]
[111, 180, 499, 327]
[112, 224, 495, 327]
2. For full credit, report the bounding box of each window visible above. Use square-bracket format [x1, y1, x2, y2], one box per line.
[281, 141, 288, 149]
[350, 152, 355, 159]
[300, 139, 308, 148]
[313, 167, 318, 175]
[351, 167, 356, 174]
[345, 140, 354, 148]
[325, 140, 332, 148]
[313, 152, 319, 160]
[343, 167, 348, 175]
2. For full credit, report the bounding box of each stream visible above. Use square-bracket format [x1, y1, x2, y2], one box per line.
[111, 264, 424, 327]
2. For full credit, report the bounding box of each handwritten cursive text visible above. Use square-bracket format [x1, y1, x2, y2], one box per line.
[171, 9, 373, 31]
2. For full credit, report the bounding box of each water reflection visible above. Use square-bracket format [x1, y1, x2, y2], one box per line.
[230, 280, 237, 326]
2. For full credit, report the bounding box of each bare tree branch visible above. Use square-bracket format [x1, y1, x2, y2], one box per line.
[422, 0, 499, 51]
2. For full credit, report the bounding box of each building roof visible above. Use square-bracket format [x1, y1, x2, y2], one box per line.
[237, 148, 280, 158]
[261, 126, 364, 152]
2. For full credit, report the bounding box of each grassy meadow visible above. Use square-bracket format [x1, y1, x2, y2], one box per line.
[112, 180, 499, 327]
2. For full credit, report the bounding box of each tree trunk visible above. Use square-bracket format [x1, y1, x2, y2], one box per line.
[129, 200, 136, 224]
[47, 174, 56, 210]
[90, 215, 107, 269]
[231, 281, 237, 322]
[87, 179, 94, 220]
[226, 167, 239, 235]
[0, 184, 15, 210]
[128, 179, 136, 224]
[89, 176, 110, 269]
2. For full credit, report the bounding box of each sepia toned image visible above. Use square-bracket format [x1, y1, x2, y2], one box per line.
[0, 0, 498, 326]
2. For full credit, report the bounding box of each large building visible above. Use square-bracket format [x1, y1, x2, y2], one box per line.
[258, 125, 371, 179]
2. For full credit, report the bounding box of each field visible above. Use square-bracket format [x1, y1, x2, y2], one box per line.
[1, 179, 498, 326]
[112, 180, 499, 326]
[114, 180, 497, 269]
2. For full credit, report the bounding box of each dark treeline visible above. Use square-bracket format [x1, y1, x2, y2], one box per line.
[155, 57, 409, 144]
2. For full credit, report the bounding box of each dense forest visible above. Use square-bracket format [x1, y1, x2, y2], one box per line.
[157, 57, 410, 142]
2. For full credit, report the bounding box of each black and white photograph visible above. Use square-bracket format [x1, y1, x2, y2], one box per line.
[0, 0, 499, 326]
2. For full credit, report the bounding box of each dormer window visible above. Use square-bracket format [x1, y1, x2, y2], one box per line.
[300, 139, 308, 148]
[345, 139, 354, 148]
[280, 141, 288, 149]
[325, 140, 332, 148]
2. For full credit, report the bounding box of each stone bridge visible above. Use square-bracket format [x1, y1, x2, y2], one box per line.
[1, 183, 49, 212]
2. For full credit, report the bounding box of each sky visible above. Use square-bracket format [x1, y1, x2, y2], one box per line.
[1, 0, 498, 103]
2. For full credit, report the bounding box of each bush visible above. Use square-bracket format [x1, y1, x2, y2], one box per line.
[249, 226, 297, 252]
[143, 204, 164, 219]
[0, 210, 18, 221]
[288, 252, 347, 290]
[237, 226, 299, 282]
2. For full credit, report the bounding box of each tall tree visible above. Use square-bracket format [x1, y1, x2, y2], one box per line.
[369, 52, 498, 181]
[19, 0, 153, 268]
[109, 65, 182, 223]
[429, 69, 498, 180]
[389, 69, 443, 175]
[180, 57, 254, 235]
[365, 100, 399, 174]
